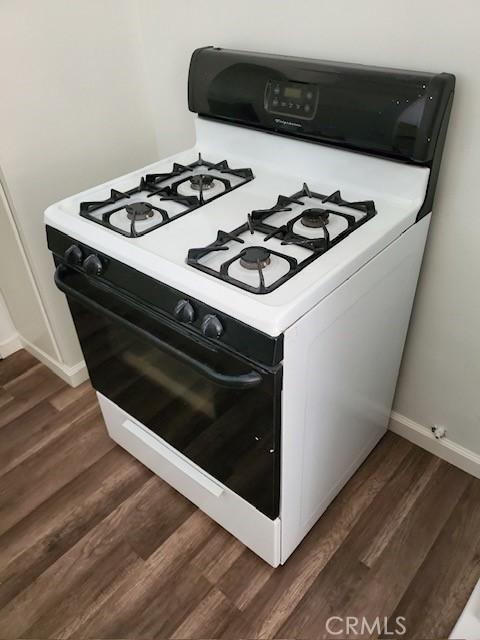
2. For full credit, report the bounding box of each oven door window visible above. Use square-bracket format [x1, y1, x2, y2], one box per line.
[62, 269, 280, 519]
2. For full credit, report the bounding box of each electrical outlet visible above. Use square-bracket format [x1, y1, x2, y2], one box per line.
[431, 425, 447, 440]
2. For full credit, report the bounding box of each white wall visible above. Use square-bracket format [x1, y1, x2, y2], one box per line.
[0, 179, 58, 359]
[0, 0, 158, 373]
[0, 294, 16, 346]
[135, 0, 480, 456]
[0, 291, 19, 359]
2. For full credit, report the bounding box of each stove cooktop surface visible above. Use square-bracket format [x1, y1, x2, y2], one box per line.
[76, 151, 380, 294]
[187, 183, 376, 294]
[78, 154, 253, 237]
[45, 119, 429, 334]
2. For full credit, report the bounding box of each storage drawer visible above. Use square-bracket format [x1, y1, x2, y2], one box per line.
[98, 392, 281, 566]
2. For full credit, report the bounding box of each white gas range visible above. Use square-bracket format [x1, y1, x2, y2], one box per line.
[45, 47, 454, 566]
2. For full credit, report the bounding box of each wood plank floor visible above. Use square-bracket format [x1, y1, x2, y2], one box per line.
[0, 349, 478, 639]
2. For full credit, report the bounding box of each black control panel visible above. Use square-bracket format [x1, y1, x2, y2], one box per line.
[265, 80, 318, 120]
[47, 226, 284, 367]
[188, 46, 455, 165]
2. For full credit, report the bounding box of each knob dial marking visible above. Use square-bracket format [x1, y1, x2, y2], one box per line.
[64, 244, 82, 265]
[174, 299, 195, 323]
[201, 314, 224, 339]
[83, 254, 103, 276]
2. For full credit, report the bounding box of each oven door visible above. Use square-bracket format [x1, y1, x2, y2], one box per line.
[54, 264, 281, 518]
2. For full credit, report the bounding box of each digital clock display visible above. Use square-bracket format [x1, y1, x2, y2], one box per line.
[283, 86, 302, 99]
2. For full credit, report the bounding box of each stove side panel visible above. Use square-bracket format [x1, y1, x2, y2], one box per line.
[280, 215, 431, 563]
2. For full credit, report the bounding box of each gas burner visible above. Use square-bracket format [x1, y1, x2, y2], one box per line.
[300, 208, 330, 228]
[189, 174, 215, 191]
[172, 172, 230, 203]
[187, 183, 377, 294]
[126, 202, 154, 221]
[78, 153, 254, 238]
[240, 247, 271, 270]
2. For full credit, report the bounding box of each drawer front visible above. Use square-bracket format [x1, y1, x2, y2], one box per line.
[98, 393, 281, 567]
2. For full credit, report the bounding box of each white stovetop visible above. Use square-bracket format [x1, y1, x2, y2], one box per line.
[45, 118, 430, 336]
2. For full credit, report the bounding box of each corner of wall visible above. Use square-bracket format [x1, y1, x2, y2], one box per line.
[389, 411, 480, 480]
[20, 336, 89, 387]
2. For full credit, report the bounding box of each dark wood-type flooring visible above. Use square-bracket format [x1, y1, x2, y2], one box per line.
[0, 349, 478, 639]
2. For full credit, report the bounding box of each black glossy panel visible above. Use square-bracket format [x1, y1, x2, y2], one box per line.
[56, 262, 281, 518]
[188, 47, 455, 164]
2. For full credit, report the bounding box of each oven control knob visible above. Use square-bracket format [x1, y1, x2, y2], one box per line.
[83, 254, 103, 276]
[174, 299, 195, 323]
[201, 314, 223, 339]
[64, 244, 82, 265]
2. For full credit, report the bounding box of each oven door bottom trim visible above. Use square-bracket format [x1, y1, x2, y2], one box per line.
[97, 392, 281, 567]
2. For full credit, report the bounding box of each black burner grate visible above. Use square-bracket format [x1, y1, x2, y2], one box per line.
[78, 154, 254, 237]
[187, 183, 377, 294]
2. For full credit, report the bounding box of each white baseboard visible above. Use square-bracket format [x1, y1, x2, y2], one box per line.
[0, 333, 22, 359]
[20, 337, 89, 388]
[389, 411, 480, 479]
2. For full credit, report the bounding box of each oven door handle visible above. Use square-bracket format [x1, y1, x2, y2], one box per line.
[54, 265, 263, 390]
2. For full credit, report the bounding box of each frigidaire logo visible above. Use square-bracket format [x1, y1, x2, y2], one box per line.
[325, 615, 407, 636]
[274, 118, 302, 128]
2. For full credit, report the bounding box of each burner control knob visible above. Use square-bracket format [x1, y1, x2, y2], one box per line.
[201, 314, 223, 339]
[64, 244, 82, 265]
[83, 254, 103, 276]
[174, 299, 195, 324]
